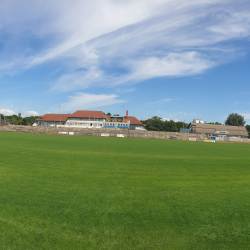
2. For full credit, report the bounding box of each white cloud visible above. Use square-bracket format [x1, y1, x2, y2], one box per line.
[161, 118, 171, 121]
[148, 98, 172, 105]
[0, 0, 250, 91]
[23, 111, 39, 117]
[130, 52, 214, 82]
[116, 88, 136, 93]
[51, 67, 103, 92]
[160, 118, 180, 122]
[0, 109, 17, 116]
[241, 113, 250, 119]
[60, 92, 123, 112]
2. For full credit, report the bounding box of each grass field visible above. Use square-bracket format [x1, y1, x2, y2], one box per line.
[0, 131, 250, 249]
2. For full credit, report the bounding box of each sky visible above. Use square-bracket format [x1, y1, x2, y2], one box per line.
[0, 0, 250, 124]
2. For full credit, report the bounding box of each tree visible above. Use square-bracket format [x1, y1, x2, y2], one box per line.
[207, 122, 222, 125]
[113, 114, 120, 116]
[246, 125, 250, 138]
[144, 116, 164, 131]
[225, 113, 246, 126]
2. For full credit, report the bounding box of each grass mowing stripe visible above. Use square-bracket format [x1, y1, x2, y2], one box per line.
[0, 131, 250, 249]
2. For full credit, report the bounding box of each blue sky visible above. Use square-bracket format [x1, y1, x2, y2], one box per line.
[0, 0, 250, 124]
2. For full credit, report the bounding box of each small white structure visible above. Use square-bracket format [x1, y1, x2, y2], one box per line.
[192, 119, 204, 124]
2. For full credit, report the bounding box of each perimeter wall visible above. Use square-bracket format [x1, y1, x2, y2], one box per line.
[0, 125, 207, 141]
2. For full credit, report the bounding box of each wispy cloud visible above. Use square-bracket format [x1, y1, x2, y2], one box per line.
[148, 98, 172, 105]
[60, 92, 124, 112]
[240, 112, 250, 119]
[0, 0, 250, 92]
[23, 111, 39, 117]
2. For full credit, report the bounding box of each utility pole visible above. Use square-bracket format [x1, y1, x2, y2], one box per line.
[59, 104, 61, 127]
[123, 101, 124, 123]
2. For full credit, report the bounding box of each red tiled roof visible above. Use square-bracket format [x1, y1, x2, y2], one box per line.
[35, 112, 142, 125]
[69, 110, 106, 119]
[124, 116, 143, 125]
[105, 115, 110, 121]
[105, 115, 143, 125]
[35, 114, 69, 122]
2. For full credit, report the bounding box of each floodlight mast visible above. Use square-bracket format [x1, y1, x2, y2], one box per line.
[59, 104, 61, 127]
[123, 101, 124, 123]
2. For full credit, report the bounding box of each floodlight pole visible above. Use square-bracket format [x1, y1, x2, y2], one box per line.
[123, 101, 124, 123]
[59, 104, 61, 127]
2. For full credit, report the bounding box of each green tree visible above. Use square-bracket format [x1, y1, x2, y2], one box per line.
[207, 122, 222, 125]
[164, 120, 178, 132]
[225, 113, 246, 126]
[144, 116, 164, 131]
[141, 117, 189, 132]
[246, 125, 250, 138]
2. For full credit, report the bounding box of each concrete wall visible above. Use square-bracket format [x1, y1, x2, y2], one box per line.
[0, 125, 206, 141]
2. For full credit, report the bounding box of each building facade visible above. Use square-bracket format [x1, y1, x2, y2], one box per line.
[32, 110, 146, 130]
[188, 123, 248, 139]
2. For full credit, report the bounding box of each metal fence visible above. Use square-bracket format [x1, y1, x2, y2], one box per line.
[180, 128, 190, 133]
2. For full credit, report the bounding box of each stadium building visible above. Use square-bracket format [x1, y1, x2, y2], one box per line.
[188, 122, 248, 139]
[32, 110, 146, 130]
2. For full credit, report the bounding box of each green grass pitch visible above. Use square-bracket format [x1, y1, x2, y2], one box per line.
[0, 131, 250, 249]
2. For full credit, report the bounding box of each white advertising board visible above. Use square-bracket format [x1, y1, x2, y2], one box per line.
[204, 140, 215, 143]
[117, 134, 125, 138]
[189, 138, 196, 141]
[58, 131, 68, 135]
[69, 132, 74, 135]
[101, 133, 109, 137]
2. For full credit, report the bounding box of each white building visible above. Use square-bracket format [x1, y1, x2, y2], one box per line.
[33, 111, 107, 128]
[32, 110, 146, 130]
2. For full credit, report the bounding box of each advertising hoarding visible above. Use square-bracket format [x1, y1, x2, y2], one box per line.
[101, 133, 109, 137]
[117, 134, 125, 138]
[58, 132, 68, 135]
[189, 138, 196, 141]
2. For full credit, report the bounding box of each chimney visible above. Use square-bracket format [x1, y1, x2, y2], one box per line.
[126, 110, 128, 119]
